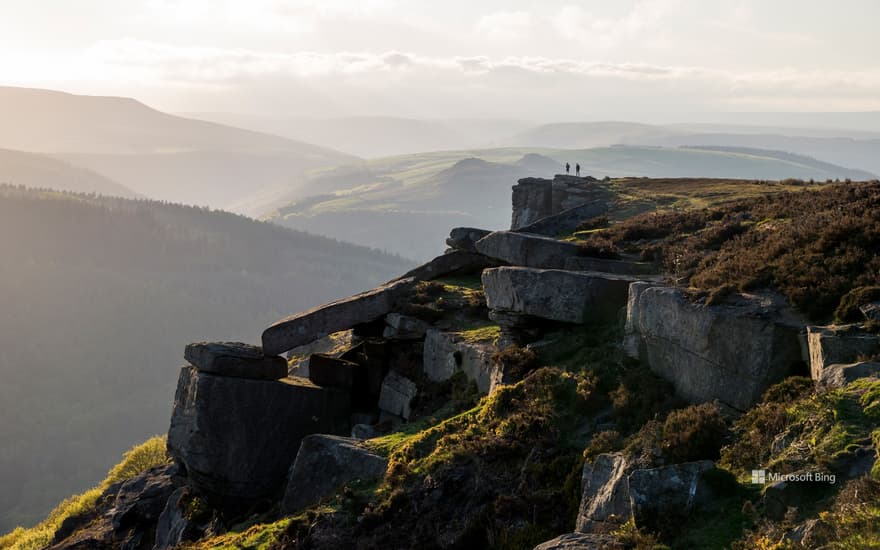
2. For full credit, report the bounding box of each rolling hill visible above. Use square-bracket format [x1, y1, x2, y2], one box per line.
[0, 148, 137, 198]
[265, 145, 874, 260]
[0, 87, 356, 213]
[0, 185, 412, 533]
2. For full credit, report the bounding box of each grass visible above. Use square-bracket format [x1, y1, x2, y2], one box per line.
[182, 518, 292, 550]
[0, 435, 169, 550]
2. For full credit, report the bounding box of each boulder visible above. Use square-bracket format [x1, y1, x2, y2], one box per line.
[511, 175, 606, 230]
[109, 464, 177, 532]
[861, 302, 880, 321]
[622, 282, 655, 359]
[446, 227, 492, 252]
[184, 341, 287, 380]
[807, 325, 880, 381]
[383, 313, 430, 340]
[377, 371, 418, 420]
[515, 201, 611, 237]
[627, 461, 716, 528]
[422, 328, 499, 393]
[167, 366, 350, 500]
[816, 361, 880, 387]
[154, 487, 221, 550]
[395, 250, 497, 282]
[564, 256, 659, 277]
[262, 277, 415, 355]
[482, 267, 634, 324]
[533, 533, 622, 550]
[475, 231, 585, 269]
[281, 435, 388, 513]
[308, 354, 360, 389]
[575, 453, 632, 533]
[626, 286, 805, 411]
[763, 476, 828, 521]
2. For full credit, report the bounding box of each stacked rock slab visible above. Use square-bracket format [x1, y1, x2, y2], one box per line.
[564, 256, 659, 277]
[282, 435, 388, 513]
[816, 361, 880, 387]
[168, 367, 350, 500]
[446, 227, 492, 252]
[395, 250, 498, 282]
[806, 325, 880, 381]
[184, 341, 287, 380]
[378, 370, 418, 420]
[422, 328, 499, 394]
[625, 285, 805, 411]
[262, 277, 415, 355]
[515, 201, 611, 237]
[482, 267, 635, 324]
[475, 231, 585, 269]
[511, 175, 608, 229]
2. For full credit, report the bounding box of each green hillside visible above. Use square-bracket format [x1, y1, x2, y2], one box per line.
[0, 148, 137, 198]
[0, 185, 411, 533]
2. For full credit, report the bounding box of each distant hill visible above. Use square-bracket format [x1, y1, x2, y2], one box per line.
[505, 121, 683, 149]
[183, 113, 532, 158]
[0, 148, 137, 198]
[0, 186, 412, 533]
[0, 87, 356, 213]
[266, 145, 871, 260]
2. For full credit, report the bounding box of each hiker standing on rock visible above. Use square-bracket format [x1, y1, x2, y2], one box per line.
[576, 163, 581, 176]
[565, 162, 570, 174]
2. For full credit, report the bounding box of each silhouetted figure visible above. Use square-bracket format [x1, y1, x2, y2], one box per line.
[565, 162, 570, 174]
[576, 163, 581, 176]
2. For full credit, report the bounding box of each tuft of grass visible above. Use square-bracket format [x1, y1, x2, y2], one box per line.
[182, 518, 292, 550]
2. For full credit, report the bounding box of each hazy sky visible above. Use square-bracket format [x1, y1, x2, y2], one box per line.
[1, 0, 878, 119]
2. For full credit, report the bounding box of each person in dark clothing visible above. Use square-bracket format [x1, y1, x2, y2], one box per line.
[565, 162, 570, 174]
[576, 163, 581, 176]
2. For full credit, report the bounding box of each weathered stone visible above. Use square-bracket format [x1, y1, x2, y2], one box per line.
[422, 328, 499, 393]
[262, 277, 415, 355]
[395, 250, 497, 282]
[377, 371, 418, 420]
[154, 487, 221, 550]
[475, 231, 585, 269]
[351, 423, 381, 440]
[511, 175, 605, 230]
[816, 361, 880, 387]
[281, 435, 388, 513]
[627, 461, 716, 528]
[626, 286, 805, 411]
[576, 453, 631, 533]
[532, 533, 622, 550]
[308, 354, 360, 389]
[167, 366, 350, 500]
[807, 325, 880, 381]
[861, 302, 880, 322]
[482, 267, 634, 324]
[446, 227, 492, 252]
[184, 342, 287, 380]
[564, 256, 659, 276]
[622, 282, 655, 359]
[109, 464, 177, 532]
[515, 201, 611, 237]
[383, 313, 430, 340]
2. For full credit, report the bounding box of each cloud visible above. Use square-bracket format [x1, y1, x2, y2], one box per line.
[474, 11, 533, 42]
[552, 0, 681, 48]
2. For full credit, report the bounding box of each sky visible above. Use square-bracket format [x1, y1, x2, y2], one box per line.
[1, 0, 878, 120]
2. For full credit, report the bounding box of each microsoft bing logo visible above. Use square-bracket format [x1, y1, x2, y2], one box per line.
[751, 469, 766, 484]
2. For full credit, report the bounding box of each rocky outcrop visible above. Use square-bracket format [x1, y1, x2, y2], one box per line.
[167, 366, 350, 500]
[307, 354, 360, 389]
[475, 231, 585, 269]
[184, 342, 287, 380]
[383, 313, 430, 340]
[575, 453, 631, 532]
[815, 361, 880, 387]
[564, 256, 659, 277]
[511, 175, 608, 230]
[533, 533, 622, 550]
[262, 277, 415, 355]
[625, 286, 805, 411]
[446, 227, 492, 252]
[396, 250, 497, 282]
[483, 267, 634, 324]
[154, 487, 221, 550]
[281, 435, 387, 514]
[861, 302, 880, 321]
[422, 328, 499, 393]
[627, 461, 716, 528]
[515, 202, 611, 237]
[807, 325, 880, 381]
[377, 370, 418, 420]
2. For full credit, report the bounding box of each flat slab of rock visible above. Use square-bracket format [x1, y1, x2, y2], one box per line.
[475, 231, 585, 269]
[626, 285, 805, 411]
[395, 250, 497, 282]
[308, 354, 360, 389]
[533, 533, 621, 550]
[816, 361, 880, 387]
[167, 366, 350, 499]
[378, 370, 418, 420]
[281, 435, 388, 514]
[515, 201, 610, 237]
[423, 328, 499, 394]
[576, 453, 631, 533]
[807, 325, 880, 381]
[262, 277, 415, 355]
[482, 267, 634, 324]
[446, 227, 492, 252]
[383, 312, 430, 340]
[564, 256, 659, 276]
[184, 342, 287, 380]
